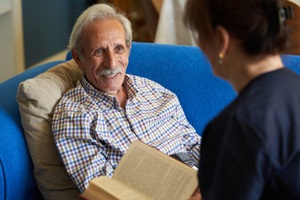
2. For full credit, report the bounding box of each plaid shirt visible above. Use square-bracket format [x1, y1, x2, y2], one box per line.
[52, 75, 201, 192]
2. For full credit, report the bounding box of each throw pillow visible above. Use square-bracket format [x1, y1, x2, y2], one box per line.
[17, 59, 82, 200]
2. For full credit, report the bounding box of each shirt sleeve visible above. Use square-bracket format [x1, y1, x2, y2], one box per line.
[175, 97, 201, 163]
[142, 78, 201, 162]
[52, 108, 113, 193]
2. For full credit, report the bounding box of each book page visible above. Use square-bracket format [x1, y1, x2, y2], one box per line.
[81, 176, 151, 200]
[113, 141, 198, 200]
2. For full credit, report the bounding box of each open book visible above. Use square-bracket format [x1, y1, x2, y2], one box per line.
[81, 140, 198, 200]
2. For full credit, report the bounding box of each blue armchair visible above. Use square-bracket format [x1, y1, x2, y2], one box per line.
[1, 42, 300, 200]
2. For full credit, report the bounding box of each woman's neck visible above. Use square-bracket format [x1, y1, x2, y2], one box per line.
[229, 54, 284, 93]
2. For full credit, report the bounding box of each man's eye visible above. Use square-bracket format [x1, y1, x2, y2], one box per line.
[93, 48, 104, 56]
[115, 45, 125, 53]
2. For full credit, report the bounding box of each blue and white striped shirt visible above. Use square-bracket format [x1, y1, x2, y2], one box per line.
[52, 74, 201, 192]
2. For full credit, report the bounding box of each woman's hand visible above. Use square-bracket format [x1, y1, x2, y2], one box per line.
[187, 188, 202, 200]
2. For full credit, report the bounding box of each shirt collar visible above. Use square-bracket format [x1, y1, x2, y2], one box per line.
[80, 74, 139, 106]
[123, 75, 139, 99]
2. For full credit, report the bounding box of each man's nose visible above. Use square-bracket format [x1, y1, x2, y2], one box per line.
[104, 50, 116, 68]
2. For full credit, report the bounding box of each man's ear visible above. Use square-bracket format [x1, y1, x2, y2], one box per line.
[215, 25, 230, 56]
[71, 49, 84, 70]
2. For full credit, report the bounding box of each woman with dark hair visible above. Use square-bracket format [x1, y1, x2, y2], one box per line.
[184, 0, 300, 199]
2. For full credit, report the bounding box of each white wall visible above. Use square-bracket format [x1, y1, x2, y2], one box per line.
[0, 0, 24, 83]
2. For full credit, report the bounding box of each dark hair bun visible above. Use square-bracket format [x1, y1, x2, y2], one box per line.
[212, 0, 291, 55]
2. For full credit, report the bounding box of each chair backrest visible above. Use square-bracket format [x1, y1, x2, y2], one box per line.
[126, 42, 237, 134]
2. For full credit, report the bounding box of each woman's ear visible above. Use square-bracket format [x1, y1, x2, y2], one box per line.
[215, 25, 230, 56]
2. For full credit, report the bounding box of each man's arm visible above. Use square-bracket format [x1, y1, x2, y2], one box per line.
[175, 99, 201, 163]
[52, 108, 114, 192]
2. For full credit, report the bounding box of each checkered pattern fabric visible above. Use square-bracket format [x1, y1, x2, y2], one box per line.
[52, 74, 201, 192]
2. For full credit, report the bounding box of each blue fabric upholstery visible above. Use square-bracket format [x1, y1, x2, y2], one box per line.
[127, 43, 236, 133]
[1, 42, 300, 200]
[0, 61, 64, 200]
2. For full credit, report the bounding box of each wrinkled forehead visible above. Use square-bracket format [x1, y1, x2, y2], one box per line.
[79, 19, 127, 48]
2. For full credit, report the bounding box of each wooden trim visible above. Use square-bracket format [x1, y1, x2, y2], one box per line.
[12, 0, 25, 73]
[286, 0, 300, 55]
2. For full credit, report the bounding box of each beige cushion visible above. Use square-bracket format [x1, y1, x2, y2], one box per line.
[17, 59, 82, 200]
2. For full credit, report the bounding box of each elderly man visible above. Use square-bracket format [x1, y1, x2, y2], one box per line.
[52, 3, 201, 193]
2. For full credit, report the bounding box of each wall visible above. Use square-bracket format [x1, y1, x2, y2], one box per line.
[22, 0, 91, 68]
[0, 0, 24, 83]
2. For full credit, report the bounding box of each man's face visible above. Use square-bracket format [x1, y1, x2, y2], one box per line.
[73, 19, 130, 95]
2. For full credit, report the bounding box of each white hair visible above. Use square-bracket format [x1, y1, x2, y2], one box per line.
[68, 3, 132, 51]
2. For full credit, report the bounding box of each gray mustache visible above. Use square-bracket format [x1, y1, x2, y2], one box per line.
[98, 68, 122, 76]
